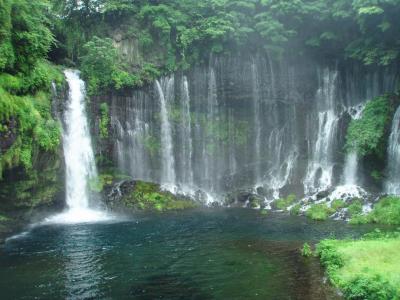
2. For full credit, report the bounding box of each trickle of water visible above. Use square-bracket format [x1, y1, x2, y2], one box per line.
[251, 60, 262, 184]
[385, 106, 400, 195]
[46, 70, 109, 224]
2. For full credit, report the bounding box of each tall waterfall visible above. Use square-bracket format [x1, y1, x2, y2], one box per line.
[251, 60, 262, 185]
[47, 70, 109, 223]
[179, 76, 194, 190]
[385, 106, 400, 195]
[304, 69, 339, 195]
[156, 78, 176, 189]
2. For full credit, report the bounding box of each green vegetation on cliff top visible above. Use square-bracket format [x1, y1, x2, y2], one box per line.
[50, 0, 400, 93]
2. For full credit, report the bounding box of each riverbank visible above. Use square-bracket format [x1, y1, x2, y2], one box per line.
[317, 230, 400, 299]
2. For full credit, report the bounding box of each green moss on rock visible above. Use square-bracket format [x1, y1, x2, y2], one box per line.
[107, 180, 198, 212]
[306, 203, 334, 221]
[274, 194, 296, 210]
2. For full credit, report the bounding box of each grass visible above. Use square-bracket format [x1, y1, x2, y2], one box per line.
[331, 199, 346, 210]
[351, 196, 400, 225]
[274, 194, 296, 210]
[306, 203, 334, 221]
[290, 203, 301, 215]
[317, 233, 400, 299]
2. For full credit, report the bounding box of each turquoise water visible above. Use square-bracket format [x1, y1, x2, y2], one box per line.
[0, 209, 374, 299]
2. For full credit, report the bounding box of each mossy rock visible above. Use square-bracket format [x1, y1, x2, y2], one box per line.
[272, 194, 297, 210]
[105, 180, 198, 212]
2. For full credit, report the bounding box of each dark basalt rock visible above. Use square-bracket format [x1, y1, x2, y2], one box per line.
[224, 189, 264, 208]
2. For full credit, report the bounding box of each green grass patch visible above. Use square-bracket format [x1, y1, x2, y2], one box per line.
[347, 200, 363, 217]
[331, 199, 346, 211]
[290, 203, 301, 215]
[275, 194, 296, 210]
[317, 235, 400, 299]
[351, 196, 400, 225]
[306, 203, 334, 221]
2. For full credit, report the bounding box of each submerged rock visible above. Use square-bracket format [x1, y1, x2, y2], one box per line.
[103, 180, 198, 213]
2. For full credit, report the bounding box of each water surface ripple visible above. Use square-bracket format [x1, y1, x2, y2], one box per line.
[0, 209, 376, 299]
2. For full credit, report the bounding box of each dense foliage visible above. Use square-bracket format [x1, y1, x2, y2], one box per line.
[0, 0, 63, 181]
[50, 0, 400, 93]
[351, 196, 400, 225]
[345, 95, 394, 158]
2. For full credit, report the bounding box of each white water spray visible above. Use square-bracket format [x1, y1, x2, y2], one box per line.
[46, 70, 109, 224]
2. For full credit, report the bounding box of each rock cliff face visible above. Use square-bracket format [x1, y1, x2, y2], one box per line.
[0, 83, 67, 241]
[90, 52, 398, 204]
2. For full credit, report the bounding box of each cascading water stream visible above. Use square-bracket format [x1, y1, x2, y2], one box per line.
[179, 76, 194, 190]
[342, 104, 364, 186]
[385, 106, 400, 195]
[304, 69, 339, 195]
[156, 78, 176, 189]
[251, 60, 262, 185]
[107, 55, 397, 206]
[46, 70, 109, 224]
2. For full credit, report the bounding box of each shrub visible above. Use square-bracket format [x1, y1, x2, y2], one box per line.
[301, 243, 313, 257]
[316, 240, 344, 272]
[350, 197, 400, 225]
[342, 275, 397, 300]
[367, 196, 400, 225]
[347, 200, 363, 217]
[345, 95, 393, 159]
[306, 203, 334, 221]
[331, 199, 345, 211]
[275, 194, 296, 210]
[99, 103, 109, 139]
[290, 203, 301, 215]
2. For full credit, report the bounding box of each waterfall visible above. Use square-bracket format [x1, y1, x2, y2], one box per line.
[342, 153, 358, 185]
[179, 76, 194, 189]
[156, 77, 176, 188]
[385, 106, 400, 195]
[204, 67, 219, 193]
[304, 69, 339, 195]
[251, 60, 262, 184]
[106, 55, 397, 205]
[342, 104, 364, 186]
[46, 70, 109, 223]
